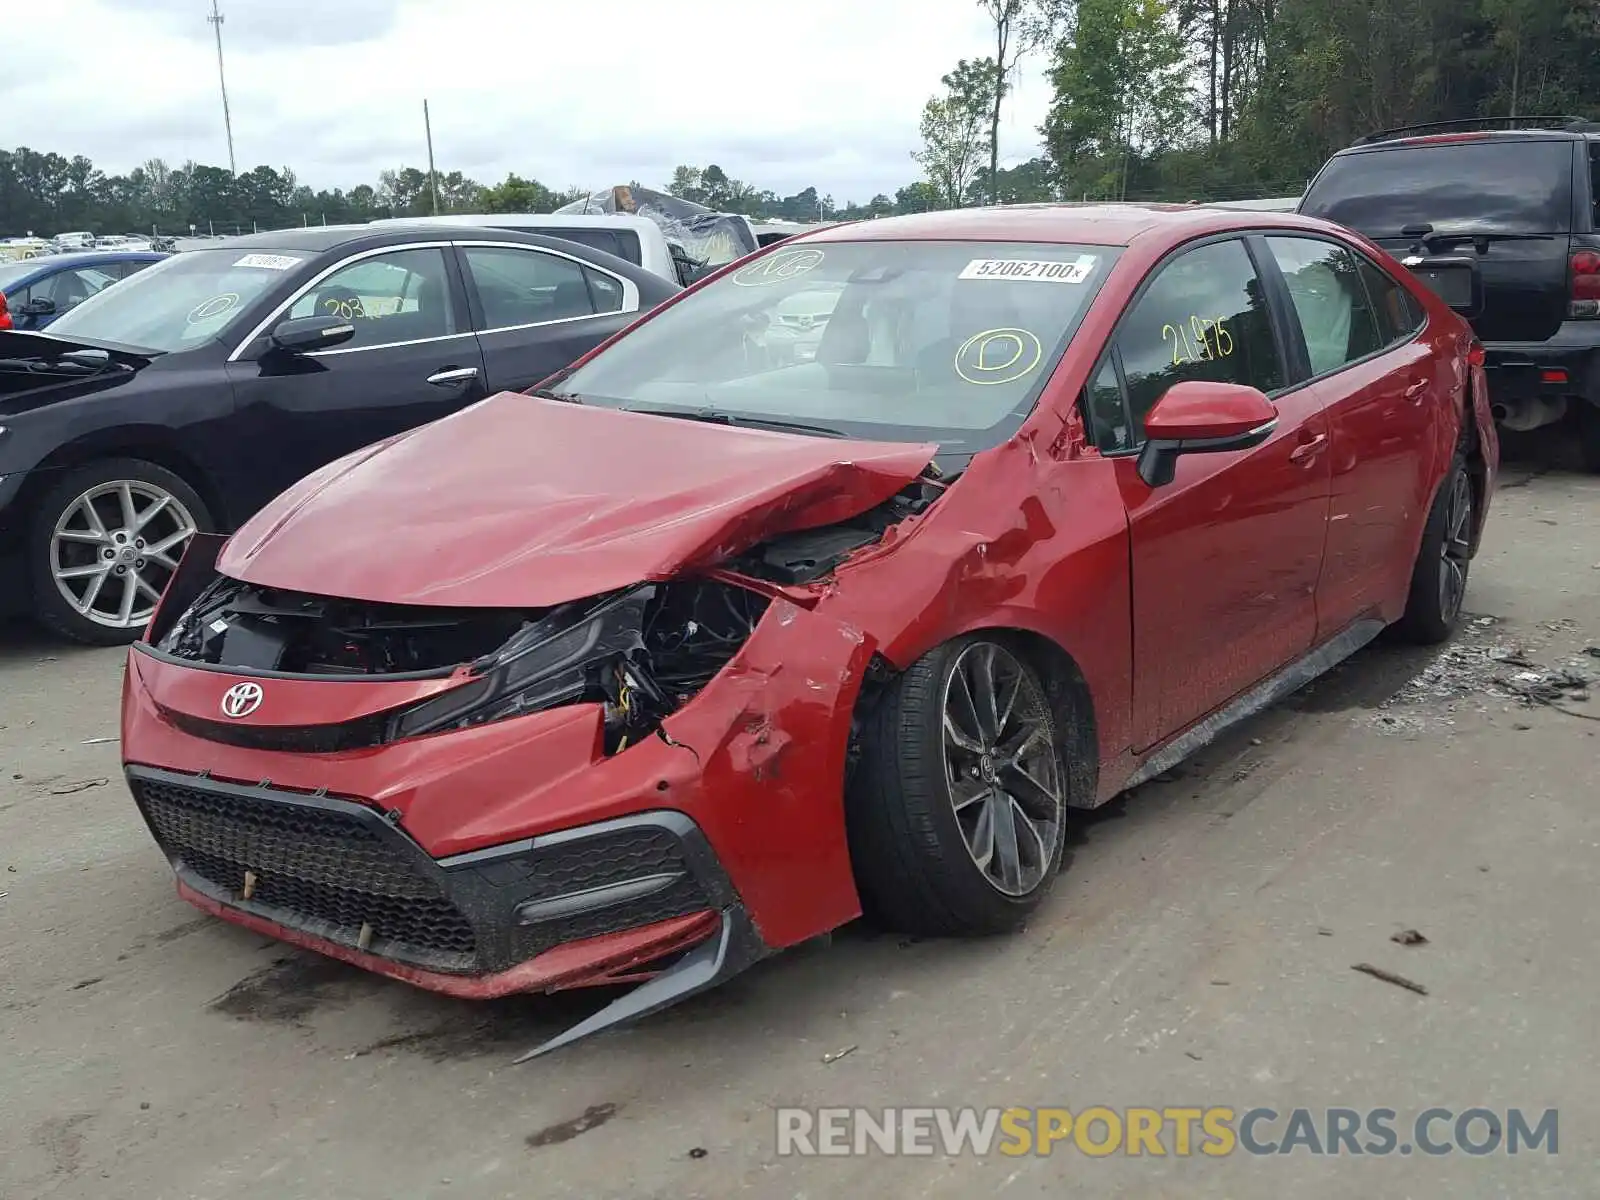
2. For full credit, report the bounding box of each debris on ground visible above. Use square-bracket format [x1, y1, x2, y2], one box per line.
[1363, 616, 1597, 733]
[1185, 1051, 1203, 1061]
[688, 1147, 709, 1160]
[48, 778, 108, 795]
[1352, 963, 1429, 995]
[1391, 929, 1429, 947]
[80, 736, 118, 745]
[822, 1045, 858, 1064]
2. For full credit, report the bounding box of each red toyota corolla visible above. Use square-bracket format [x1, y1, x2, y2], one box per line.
[121, 205, 1497, 1056]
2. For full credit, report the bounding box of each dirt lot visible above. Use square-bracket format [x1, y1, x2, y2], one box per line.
[3, 439, 1598, 1200]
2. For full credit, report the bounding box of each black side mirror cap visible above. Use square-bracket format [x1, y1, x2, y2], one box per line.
[269, 315, 357, 354]
[1135, 421, 1278, 488]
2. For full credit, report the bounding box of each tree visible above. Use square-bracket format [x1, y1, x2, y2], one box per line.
[976, 1, 1056, 204]
[913, 57, 1000, 208]
[1044, 0, 1192, 199]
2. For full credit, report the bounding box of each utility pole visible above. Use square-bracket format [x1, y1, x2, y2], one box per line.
[423, 99, 441, 215]
[208, 0, 236, 175]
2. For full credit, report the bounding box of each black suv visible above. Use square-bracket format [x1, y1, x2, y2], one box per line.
[1299, 116, 1600, 470]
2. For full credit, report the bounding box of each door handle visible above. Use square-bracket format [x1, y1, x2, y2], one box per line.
[427, 366, 479, 387]
[1288, 432, 1327, 464]
[1403, 377, 1429, 403]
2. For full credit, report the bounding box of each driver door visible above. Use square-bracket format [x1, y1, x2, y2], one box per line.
[224, 246, 486, 515]
[1084, 236, 1333, 749]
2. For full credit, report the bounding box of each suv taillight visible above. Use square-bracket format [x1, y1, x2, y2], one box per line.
[1570, 250, 1600, 318]
[0, 292, 10, 331]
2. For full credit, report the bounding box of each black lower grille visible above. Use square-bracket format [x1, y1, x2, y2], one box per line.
[133, 775, 477, 966]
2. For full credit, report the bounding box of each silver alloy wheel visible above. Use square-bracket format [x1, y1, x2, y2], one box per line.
[50, 480, 198, 629]
[940, 641, 1064, 897]
[1439, 470, 1473, 622]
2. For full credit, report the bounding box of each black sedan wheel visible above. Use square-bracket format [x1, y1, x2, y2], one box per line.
[847, 635, 1069, 936]
[29, 458, 213, 645]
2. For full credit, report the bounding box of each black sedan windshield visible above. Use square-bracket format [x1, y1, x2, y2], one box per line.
[47, 248, 309, 353]
[555, 239, 1119, 450]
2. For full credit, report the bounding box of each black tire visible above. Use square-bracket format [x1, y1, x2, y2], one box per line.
[1577, 401, 1600, 474]
[1393, 452, 1473, 645]
[28, 458, 213, 646]
[845, 635, 1069, 937]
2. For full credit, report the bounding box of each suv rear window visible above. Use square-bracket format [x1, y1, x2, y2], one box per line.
[1301, 139, 1575, 235]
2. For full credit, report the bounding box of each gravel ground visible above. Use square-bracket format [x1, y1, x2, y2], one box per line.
[2, 438, 1598, 1199]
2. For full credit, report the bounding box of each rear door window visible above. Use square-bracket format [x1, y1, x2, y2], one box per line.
[1356, 257, 1426, 345]
[462, 245, 599, 328]
[1301, 139, 1575, 235]
[1265, 236, 1383, 376]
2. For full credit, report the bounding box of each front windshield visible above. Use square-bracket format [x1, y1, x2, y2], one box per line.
[555, 239, 1119, 451]
[46, 247, 311, 353]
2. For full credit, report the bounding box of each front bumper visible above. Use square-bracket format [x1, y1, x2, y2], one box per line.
[121, 591, 876, 992]
[127, 764, 739, 982]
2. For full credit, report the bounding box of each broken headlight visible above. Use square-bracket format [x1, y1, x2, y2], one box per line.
[386, 587, 654, 740]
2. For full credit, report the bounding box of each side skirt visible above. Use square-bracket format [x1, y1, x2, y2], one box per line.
[1116, 617, 1387, 798]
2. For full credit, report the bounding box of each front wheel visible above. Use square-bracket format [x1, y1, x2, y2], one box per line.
[28, 458, 213, 646]
[1393, 453, 1472, 645]
[846, 636, 1069, 937]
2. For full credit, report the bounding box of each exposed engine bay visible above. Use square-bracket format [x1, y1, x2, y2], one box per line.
[730, 477, 943, 584]
[154, 574, 770, 750]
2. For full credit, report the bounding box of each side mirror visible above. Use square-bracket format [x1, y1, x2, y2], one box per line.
[269, 315, 356, 354]
[20, 297, 56, 317]
[1136, 380, 1278, 487]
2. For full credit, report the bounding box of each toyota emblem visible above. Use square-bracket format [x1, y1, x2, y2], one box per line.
[221, 682, 264, 719]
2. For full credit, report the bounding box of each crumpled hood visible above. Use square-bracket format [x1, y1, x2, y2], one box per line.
[218, 392, 936, 607]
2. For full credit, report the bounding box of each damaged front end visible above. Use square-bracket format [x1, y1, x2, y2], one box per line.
[153, 573, 772, 752]
[127, 464, 940, 1059]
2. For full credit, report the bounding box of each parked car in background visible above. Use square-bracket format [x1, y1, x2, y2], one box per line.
[1298, 115, 1600, 470]
[0, 250, 166, 331]
[51, 232, 94, 252]
[0, 223, 678, 643]
[116, 205, 1495, 1055]
[370, 213, 704, 286]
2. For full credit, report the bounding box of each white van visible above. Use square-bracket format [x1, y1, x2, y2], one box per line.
[367, 213, 699, 285]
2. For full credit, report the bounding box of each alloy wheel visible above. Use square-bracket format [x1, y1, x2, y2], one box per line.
[1439, 471, 1473, 623]
[940, 641, 1064, 897]
[51, 480, 197, 629]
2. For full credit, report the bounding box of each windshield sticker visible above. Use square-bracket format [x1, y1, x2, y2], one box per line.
[959, 255, 1097, 284]
[731, 248, 825, 287]
[233, 253, 302, 271]
[1163, 315, 1234, 366]
[187, 293, 239, 324]
[954, 327, 1044, 386]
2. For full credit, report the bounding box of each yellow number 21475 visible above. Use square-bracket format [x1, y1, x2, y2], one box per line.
[1162, 315, 1235, 366]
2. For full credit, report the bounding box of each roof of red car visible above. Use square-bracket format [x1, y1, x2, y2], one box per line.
[800, 202, 1324, 248]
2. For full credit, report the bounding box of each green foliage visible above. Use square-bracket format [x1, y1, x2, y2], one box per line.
[913, 57, 1001, 207]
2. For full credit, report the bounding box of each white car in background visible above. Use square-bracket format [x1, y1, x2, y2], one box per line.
[369, 213, 700, 286]
[761, 282, 844, 364]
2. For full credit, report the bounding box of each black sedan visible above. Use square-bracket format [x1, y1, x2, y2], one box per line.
[0, 224, 679, 643]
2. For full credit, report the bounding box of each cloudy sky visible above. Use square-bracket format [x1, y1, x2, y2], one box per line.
[9, 0, 1054, 203]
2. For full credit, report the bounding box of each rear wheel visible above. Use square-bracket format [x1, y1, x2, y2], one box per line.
[847, 636, 1069, 937]
[1394, 452, 1472, 645]
[28, 458, 212, 646]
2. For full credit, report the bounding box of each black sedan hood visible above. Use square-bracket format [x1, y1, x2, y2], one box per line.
[0, 328, 154, 367]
